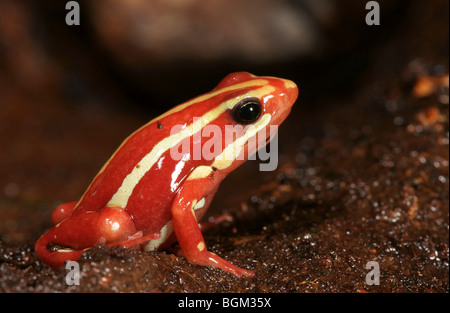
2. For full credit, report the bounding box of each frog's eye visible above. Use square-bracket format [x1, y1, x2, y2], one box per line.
[232, 98, 261, 124]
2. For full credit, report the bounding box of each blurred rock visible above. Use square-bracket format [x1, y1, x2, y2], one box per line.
[89, 0, 332, 66]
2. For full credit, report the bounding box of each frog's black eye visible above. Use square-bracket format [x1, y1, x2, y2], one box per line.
[232, 98, 261, 124]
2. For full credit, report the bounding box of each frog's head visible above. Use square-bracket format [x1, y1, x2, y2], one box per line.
[206, 72, 298, 173]
[163, 72, 297, 174]
[213, 72, 298, 127]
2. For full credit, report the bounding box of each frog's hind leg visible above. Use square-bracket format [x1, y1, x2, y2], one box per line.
[35, 211, 104, 268]
[35, 206, 152, 268]
[51, 201, 78, 225]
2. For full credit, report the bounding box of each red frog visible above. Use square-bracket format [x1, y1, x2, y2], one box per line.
[35, 72, 298, 277]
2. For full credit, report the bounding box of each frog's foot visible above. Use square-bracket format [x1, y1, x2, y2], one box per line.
[109, 231, 160, 248]
[35, 226, 93, 268]
[181, 248, 255, 277]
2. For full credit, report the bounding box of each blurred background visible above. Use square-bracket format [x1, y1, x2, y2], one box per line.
[0, 0, 448, 293]
[0, 0, 448, 240]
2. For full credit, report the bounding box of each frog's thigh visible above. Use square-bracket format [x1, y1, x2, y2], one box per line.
[51, 201, 78, 225]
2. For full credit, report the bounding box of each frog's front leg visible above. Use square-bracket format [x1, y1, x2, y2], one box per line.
[171, 166, 254, 278]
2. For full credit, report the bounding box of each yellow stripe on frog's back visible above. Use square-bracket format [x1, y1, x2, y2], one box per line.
[106, 83, 275, 209]
[73, 78, 273, 210]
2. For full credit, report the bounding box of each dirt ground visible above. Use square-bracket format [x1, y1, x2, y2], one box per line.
[0, 0, 448, 292]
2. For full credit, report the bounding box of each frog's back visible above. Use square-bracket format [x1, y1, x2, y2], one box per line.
[72, 91, 230, 222]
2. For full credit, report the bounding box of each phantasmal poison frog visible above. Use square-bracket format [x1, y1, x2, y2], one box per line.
[35, 72, 298, 277]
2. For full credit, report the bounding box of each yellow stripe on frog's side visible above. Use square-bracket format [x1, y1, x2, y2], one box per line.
[188, 166, 214, 181]
[185, 113, 272, 180]
[211, 113, 271, 170]
[107, 83, 276, 209]
[73, 78, 270, 210]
